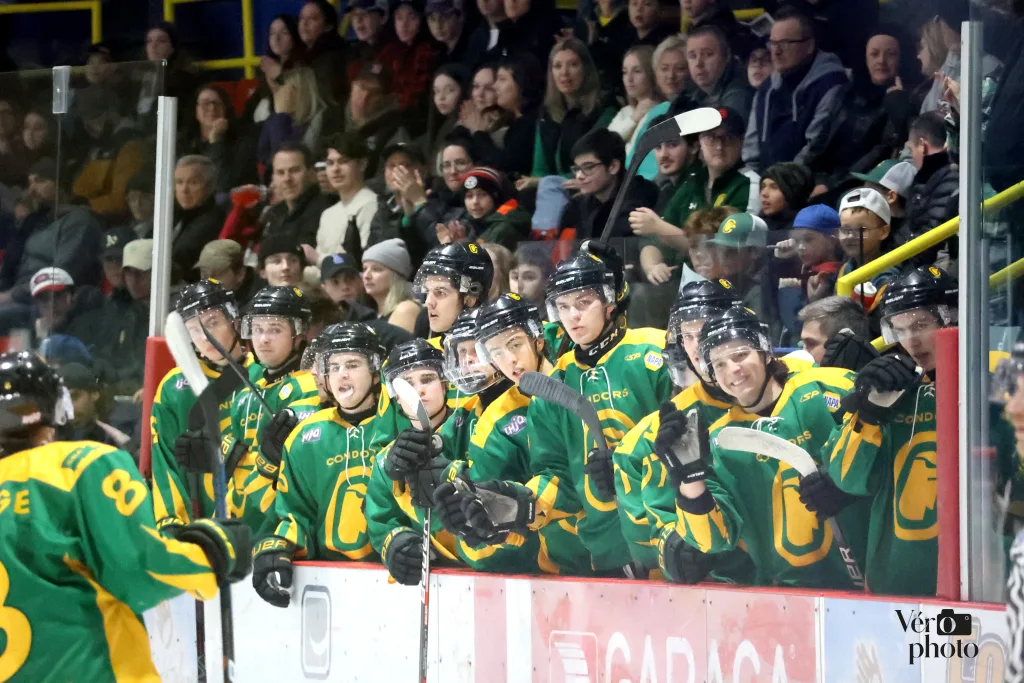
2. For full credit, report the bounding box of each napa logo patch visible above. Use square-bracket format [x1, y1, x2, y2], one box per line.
[824, 391, 841, 411]
[502, 415, 527, 436]
[280, 384, 293, 400]
[644, 351, 664, 371]
[301, 427, 322, 444]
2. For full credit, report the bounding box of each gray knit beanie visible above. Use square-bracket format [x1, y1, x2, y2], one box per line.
[362, 238, 413, 280]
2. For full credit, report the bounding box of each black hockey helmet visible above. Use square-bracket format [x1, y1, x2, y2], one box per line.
[413, 243, 494, 306]
[316, 322, 387, 375]
[0, 352, 71, 448]
[241, 286, 313, 338]
[175, 279, 239, 321]
[879, 266, 958, 345]
[382, 338, 445, 398]
[442, 308, 500, 394]
[544, 250, 617, 323]
[665, 279, 742, 384]
[475, 293, 544, 345]
[697, 307, 772, 380]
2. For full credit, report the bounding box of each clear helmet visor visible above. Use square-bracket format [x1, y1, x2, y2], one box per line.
[241, 314, 306, 340]
[413, 266, 462, 302]
[383, 360, 444, 400]
[544, 284, 615, 326]
[476, 321, 544, 367]
[880, 305, 955, 345]
[443, 335, 498, 394]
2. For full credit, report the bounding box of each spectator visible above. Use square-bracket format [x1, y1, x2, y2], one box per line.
[836, 187, 898, 312]
[298, 0, 350, 106]
[21, 109, 53, 173]
[440, 166, 529, 250]
[241, 15, 309, 136]
[346, 0, 390, 84]
[636, 204, 733, 299]
[56, 363, 130, 449]
[81, 44, 127, 121]
[758, 161, 814, 231]
[137, 22, 199, 127]
[427, 0, 470, 64]
[797, 295, 870, 364]
[196, 239, 265, 307]
[850, 159, 915, 242]
[368, 142, 437, 261]
[682, 24, 753, 119]
[683, 0, 755, 60]
[469, 64, 499, 116]
[463, 0, 507, 66]
[258, 67, 333, 172]
[172, 155, 227, 283]
[31, 268, 96, 343]
[320, 253, 366, 305]
[361, 238, 421, 332]
[628, 0, 673, 48]
[490, 0, 562, 65]
[0, 159, 61, 292]
[423, 64, 472, 167]
[67, 87, 147, 219]
[262, 143, 336, 247]
[529, 38, 616, 180]
[681, 206, 732, 283]
[509, 243, 553, 304]
[377, 0, 440, 133]
[624, 34, 689, 180]
[607, 46, 662, 154]
[468, 52, 542, 176]
[902, 112, 959, 259]
[762, 0, 878, 78]
[180, 86, 258, 194]
[558, 127, 658, 240]
[779, 204, 842, 306]
[100, 227, 135, 294]
[742, 7, 848, 173]
[577, 0, 634, 85]
[344, 62, 409, 180]
[482, 242, 513, 299]
[123, 170, 155, 239]
[746, 39, 773, 89]
[258, 233, 306, 287]
[316, 133, 379, 257]
[919, 3, 1001, 118]
[706, 212, 769, 320]
[646, 113, 698, 210]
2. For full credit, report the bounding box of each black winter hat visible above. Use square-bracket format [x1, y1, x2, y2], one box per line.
[762, 162, 815, 213]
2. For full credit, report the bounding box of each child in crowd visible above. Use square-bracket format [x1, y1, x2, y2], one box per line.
[776, 204, 842, 335]
[435, 166, 530, 251]
[758, 162, 814, 231]
[836, 187, 900, 313]
[258, 232, 306, 287]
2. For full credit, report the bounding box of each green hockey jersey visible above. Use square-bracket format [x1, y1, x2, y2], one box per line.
[150, 353, 262, 527]
[673, 367, 871, 588]
[259, 407, 381, 561]
[525, 327, 674, 571]
[0, 441, 222, 682]
[824, 381, 938, 595]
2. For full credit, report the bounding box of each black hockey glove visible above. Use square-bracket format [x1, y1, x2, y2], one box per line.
[407, 456, 449, 508]
[251, 537, 294, 608]
[654, 403, 711, 487]
[798, 470, 859, 520]
[381, 529, 425, 586]
[260, 409, 298, 469]
[173, 430, 218, 474]
[435, 476, 498, 546]
[461, 480, 535, 543]
[657, 525, 710, 585]
[841, 354, 919, 425]
[583, 448, 616, 502]
[386, 429, 441, 481]
[177, 518, 252, 586]
[821, 331, 879, 372]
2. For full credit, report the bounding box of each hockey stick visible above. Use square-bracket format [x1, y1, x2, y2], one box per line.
[598, 107, 723, 242]
[187, 472, 207, 682]
[391, 377, 433, 683]
[519, 371, 609, 455]
[198, 323, 274, 413]
[166, 311, 237, 682]
[715, 426, 866, 589]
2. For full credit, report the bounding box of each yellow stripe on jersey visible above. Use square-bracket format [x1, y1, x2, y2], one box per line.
[0, 442, 113, 493]
[471, 386, 530, 450]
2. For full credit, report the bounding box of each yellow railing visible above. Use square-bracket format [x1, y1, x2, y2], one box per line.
[165, 0, 257, 78]
[0, 1, 101, 44]
[836, 179, 1024, 297]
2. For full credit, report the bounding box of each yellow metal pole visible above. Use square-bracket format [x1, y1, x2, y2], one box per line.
[0, 1, 99, 14]
[91, 0, 101, 43]
[241, 0, 255, 79]
[164, 0, 174, 22]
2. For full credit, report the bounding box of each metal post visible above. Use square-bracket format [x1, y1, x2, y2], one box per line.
[150, 96, 177, 337]
[241, 0, 255, 79]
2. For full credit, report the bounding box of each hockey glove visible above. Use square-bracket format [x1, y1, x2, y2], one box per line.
[251, 538, 294, 608]
[583, 448, 616, 501]
[407, 456, 449, 508]
[386, 429, 441, 481]
[654, 404, 711, 487]
[798, 470, 859, 520]
[461, 480, 535, 543]
[657, 525, 710, 585]
[260, 409, 298, 470]
[177, 518, 253, 586]
[381, 529, 424, 586]
[821, 330, 879, 372]
[173, 430, 218, 474]
[841, 354, 919, 425]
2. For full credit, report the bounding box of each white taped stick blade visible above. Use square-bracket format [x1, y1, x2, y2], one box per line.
[165, 311, 210, 396]
[715, 426, 817, 476]
[391, 377, 431, 431]
[673, 107, 724, 137]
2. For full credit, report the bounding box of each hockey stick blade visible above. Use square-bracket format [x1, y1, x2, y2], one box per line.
[598, 107, 723, 241]
[715, 427, 865, 588]
[199, 322, 274, 413]
[519, 371, 609, 454]
[166, 312, 211, 396]
[392, 377, 432, 432]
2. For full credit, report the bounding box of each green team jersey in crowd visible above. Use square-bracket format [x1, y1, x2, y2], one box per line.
[673, 367, 872, 588]
[150, 354, 262, 527]
[823, 381, 938, 595]
[258, 407, 381, 561]
[526, 327, 674, 572]
[224, 368, 320, 530]
[0, 441, 222, 682]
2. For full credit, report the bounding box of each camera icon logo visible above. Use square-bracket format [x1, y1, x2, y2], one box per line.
[936, 609, 972, 636]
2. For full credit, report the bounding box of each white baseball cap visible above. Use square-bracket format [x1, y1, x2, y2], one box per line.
[123, 239, 154, 271]
[839, 187, 891, 225]
[30, 267, 74, 297]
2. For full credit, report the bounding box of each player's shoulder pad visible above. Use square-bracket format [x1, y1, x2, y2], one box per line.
[3, 441, 127, 493]
[671, 385, 704, 411]
[427, 336, 443, 351]
[781, 353, 815, 373]
[475, 387, 531, 446]
[284, 408, 339, 451]
[788, 366, 857, 394]
[620, 327, 667, 350]
[615, 409, 658, 454]
[292, 369, 319, 394]
[155, 367, 187, 399]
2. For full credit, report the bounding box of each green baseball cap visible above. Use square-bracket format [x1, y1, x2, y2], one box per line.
[708, 213, 768, 248]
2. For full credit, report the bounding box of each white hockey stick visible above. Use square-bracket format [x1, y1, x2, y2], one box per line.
[391, 377, 433, 683]
[715, 426, 866, 589]
[599, 107, 723, 241]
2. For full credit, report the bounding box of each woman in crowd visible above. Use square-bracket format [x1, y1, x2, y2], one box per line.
[241, 14, 309, 132]
[258, 67, 332, 171]
[483, 242, 514, 300]
[181, 85, 258, 193]
[377, 0, 440, 136]
[626, 34, 689, 180]
[423, 64, 472, 170]
[299, 0, 349, 106]
[466, 52, 542, 177]
[361, 237, 422, 333]
[607, 46, 661, 155]
[21, 109, 53, 171]
[137, 22, 199, 127]
[471, 64, 499, 113]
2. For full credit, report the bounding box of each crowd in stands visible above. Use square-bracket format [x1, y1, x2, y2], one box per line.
[0, 0, 1021, 459]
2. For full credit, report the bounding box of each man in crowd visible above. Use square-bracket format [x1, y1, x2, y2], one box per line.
[258, 233, 306, 288]
[172, 155, 226, 283]
[902, 112, 959, 266]
[196, 239, 264, 308]
[263, 142, 336, 247]
[683, 24, 753, 118]
[796, 295, 871, 365]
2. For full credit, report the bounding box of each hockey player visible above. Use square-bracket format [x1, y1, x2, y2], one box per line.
[366, 339, 460, 585]
[252, 323, 387, 607]
[0, 351, 252, 681]
[459, 248, 674, 574]
[658, 307, 869, 588]
[151, 279, 262, 528]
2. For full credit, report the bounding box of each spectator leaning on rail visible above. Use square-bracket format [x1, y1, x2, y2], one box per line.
[742, 6, 848, 173]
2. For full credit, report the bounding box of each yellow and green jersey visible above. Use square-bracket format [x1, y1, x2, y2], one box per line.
[673, 366, 872, 588]
[258, 407, 381, 561]
[150, 353, 262, 527]
[0, 441, 221, 682]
